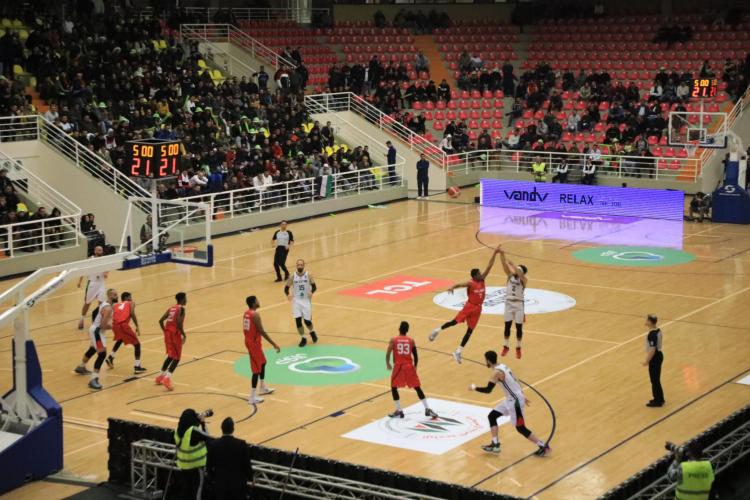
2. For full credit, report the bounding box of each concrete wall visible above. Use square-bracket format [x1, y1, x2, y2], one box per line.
[451, 168, 700, 193]
[0, 244, 85, 278]
[701, 105, 750, 193]
[0, 141, 136, 241]
[311, 110, 447, 196]
[168, 184, 407, 242]
[333, 4, 514, 23]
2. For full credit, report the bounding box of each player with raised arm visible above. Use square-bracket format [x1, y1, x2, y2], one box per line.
[470, 350, 550, 456]
[499, 246, 528, 358]
[386, 321, 438, 419]
[429, 246, 501, 364]
[244, 295, 281, 404]
[285, 259, 318, 347]
[76, 245, 107, 330]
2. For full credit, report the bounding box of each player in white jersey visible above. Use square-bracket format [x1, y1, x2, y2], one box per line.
[285, 259, 318, 347]
[469, 350, 550, 456]
[499, 246, 528, 359]
[74, 288, 117, 390]
[77, 245, 108, 330]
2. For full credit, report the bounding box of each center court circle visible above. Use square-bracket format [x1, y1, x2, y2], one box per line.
[572, 245, 695, 267]
[433, 287, 576, 315]
[234, 345, 390, 386]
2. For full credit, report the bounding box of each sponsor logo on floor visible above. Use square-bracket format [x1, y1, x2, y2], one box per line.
[433, 287, 576, 315]
[343, 399, 501, 455]
[572, 246, 695, 267]
[234, 345, 390, 386]
[339, 275, 454, 302]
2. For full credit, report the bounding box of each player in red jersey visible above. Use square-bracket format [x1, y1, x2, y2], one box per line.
[156, 292, 187, 391]
[244, 295, 281, 405]
[429, 246, 501, 364]
[386, 321, 438, 419]
[105, 292, 147, 375]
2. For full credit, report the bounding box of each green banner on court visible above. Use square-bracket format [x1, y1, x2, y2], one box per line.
[572, 246, 695, 267]
[234, 344, 390, 386]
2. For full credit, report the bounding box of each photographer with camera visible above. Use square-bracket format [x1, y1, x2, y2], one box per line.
[666, 441, 714, 499]
[174, 408, 214, 499]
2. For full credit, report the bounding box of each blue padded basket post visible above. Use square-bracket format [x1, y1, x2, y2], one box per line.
[0, 340, 63, 494]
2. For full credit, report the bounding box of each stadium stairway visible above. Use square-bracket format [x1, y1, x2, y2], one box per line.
[414, 35, 454, 87]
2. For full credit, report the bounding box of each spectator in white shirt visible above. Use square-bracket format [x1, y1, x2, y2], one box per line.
[189, 171, 208, 189]
[567, 112, 580, 132]
[552, 158, 569, 183]
[588, 145, 602, 166]
[470, 54, 483, 70]
[649, 83, 663, 99]
[440, 134, 454, 154]
[44, 104, 59, 123]
[505, 130, 520, 149]
[676, 82, 690, 100]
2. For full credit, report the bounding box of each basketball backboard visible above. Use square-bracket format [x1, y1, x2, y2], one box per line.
[120, 197, 214, 269]
[668, 110, 728, 156]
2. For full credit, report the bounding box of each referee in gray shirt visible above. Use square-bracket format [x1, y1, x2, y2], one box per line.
[643, 314, 665, 407]
[272, 220, 294, 282]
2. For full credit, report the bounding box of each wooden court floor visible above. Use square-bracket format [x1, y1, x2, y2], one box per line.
[2, 187, 750, 499]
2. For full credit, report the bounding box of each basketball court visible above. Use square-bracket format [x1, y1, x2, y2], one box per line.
[2, 187, 750, 499]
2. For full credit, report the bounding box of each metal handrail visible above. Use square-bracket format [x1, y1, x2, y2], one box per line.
[698, 88, 750, 168]
[0, 215, 80, 258]
[152, 7, 330, 22]
[164, 163, 404, 225]
[0, 148, 81, 216]
[180, 25, 259, 76]
[444, 148, 701, 182]
[0, 115, 38, 143]
[34, 116, 152, 210]
[180, 24, 296, 70]
[304, 92, 449, 168]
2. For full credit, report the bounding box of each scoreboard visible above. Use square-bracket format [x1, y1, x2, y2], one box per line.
[690, 78, 718, 99]
[126, 140, 181, 178]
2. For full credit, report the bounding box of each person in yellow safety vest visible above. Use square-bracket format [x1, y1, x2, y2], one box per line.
[667, 442, 714, 500]
[174, 408, 212, 499]
[532, 155, 546, 182]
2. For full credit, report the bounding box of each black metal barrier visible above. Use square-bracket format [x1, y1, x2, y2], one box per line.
[600, 403, 750, 498]
[108, 418, 521, 500]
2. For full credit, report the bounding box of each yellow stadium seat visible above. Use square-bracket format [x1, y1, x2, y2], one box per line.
[325, 146, 333, 156]
[18, 29, 28, 41]
[151, 40, 160, 51]
[158, 39, 167, 50]
[11, 19, 23, 28]
[0, 19, 11, 29]
[197, 59, 207, 69]
[339, 144, 349, 153]
[13, 65, 24, 75]
[0, 29, 5, 38]
[29, 76, 36, 88]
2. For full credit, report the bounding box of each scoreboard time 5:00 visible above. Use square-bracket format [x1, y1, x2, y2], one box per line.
[126, 140, 181, 178]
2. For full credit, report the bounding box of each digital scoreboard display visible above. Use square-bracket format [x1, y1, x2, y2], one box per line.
[691, 78, 718, 99]
[126, 140, 181, 178]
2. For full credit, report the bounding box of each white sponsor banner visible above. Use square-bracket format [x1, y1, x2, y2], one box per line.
[736, 374, 750, 386]
[433, 287, 576, 315]
[342, 399, 504, 455]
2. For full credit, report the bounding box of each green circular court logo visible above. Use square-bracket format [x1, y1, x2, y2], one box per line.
[234, 344, 390, 386]
[572, 246, 695, 267]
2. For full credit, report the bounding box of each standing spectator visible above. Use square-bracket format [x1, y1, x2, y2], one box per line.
[643, 314, 665, 408]
[386, 141, 397, 183]
[272, 220, 294, 283]
[207, 417, 253, 500]
[415, 52, 429, 73]
[253, 66, 270, 92]
[416, 153, 430, 199]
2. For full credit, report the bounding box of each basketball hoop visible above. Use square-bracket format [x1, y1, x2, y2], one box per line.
[685, 140, 700, 158]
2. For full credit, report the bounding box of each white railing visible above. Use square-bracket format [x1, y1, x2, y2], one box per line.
[158, 165, 405, 225]
[180, 24, 260, 77]
[445, 148, 700, 182]
[305, 92, 449, 167]
[699, 88, 750, 167]
[0, 115, 38, 143]
[33, 116, 152, 209]
[0, 149, 81, 216]
[180, 24, 296, 70]
[140, 7, 329, 22]
[0, 215, 80, 258]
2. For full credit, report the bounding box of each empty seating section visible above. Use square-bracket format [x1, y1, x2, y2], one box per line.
[237, 20, 335, 86]
[434, 22, 519, 78]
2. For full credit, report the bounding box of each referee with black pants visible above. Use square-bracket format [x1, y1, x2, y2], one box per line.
[416, 153, 429, 199]
[643, 314, 665, 407]
[272, 220, 293, 282]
